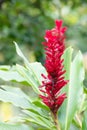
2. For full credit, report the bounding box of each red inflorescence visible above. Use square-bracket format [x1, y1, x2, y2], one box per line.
[39, 20, 68, 114]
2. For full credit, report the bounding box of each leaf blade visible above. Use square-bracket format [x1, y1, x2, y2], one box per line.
[0, 122, 31, 130]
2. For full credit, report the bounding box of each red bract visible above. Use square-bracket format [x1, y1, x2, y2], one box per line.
[39, 20, 68, 114]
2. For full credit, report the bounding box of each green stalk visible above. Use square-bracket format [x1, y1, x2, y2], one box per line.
[51, 111, 61, 130]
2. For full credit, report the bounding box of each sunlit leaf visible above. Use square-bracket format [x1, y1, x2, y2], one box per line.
[0, 122, 32, 130]
[29, 62, 47, 84]
[59, 47, 73, 129]
[15, 43, 47, 93]
[16, 64, 40, 93]
[59, 48, 85, 130]
[0, 69, 25, 82]
[23, 110, 55, 129]
[0, 86, 31, 109]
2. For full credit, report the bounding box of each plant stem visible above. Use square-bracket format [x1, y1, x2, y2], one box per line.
[51, 111, 61, 130]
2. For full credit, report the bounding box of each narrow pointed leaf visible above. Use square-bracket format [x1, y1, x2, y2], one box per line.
[14, 42, 29, 64]
[14, 43, 47, 93]
[16, 64, 40, 93]
[59, 50, 85, 130]
[65, 51, 84, 130]
[23, 110, 55, 129]
[59, 47, 73, 128]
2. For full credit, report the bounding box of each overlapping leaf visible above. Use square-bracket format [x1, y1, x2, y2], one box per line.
[0, 85, 31, 109]
[0, 66, 25, 82]
[0, 122, 31, 130]
[59, 48, 85, 130]
[0, 43, 85, 130]
[23, 110, 55, 130]
[15, 42, 47, 93]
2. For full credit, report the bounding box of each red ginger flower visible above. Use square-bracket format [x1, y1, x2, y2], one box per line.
[39, 20, 68, 114]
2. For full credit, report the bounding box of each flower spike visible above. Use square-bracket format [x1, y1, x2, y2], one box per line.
[39, 20, 68, 115]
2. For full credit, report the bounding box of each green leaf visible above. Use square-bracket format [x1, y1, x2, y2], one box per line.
[15, 43, 47, 93]
[59, 49, 85, 130]
[0, 85, 31, 109]
[78, 93, 87, 113]
[59, 47, 73, 128]
[0, 66, 26, 82]
[0, 65, 10, 70]
[65, 51, 84, 130]
[32, 99, 49, 111]
[23, 110, 55, 129]
[82, 110, 87, 130]
[69, 123, 79, 130]
[27, 102, 50, 120]
[62, 47, 73, 81]
[0, 122, 31, 130]
[72, 114, 82, 128]
[14, 42, 29, 64]
[16, 64, 40, 93]
[0, 86, 51, 126]
[29, 62, 47, 85]
[82, 100, 87, 112]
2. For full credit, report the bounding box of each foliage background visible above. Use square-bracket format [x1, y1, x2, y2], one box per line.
[0, 0, 87, 124]
[0, 0, 87, 64]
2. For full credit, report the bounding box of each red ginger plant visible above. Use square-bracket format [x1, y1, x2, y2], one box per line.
[39, 20, 68, 130]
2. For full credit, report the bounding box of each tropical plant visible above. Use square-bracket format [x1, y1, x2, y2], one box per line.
[0, 20, 86, 130]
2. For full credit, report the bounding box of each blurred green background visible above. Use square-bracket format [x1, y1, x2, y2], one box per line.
[0, 0, 87, 122]
[0, 0, 87, 64]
